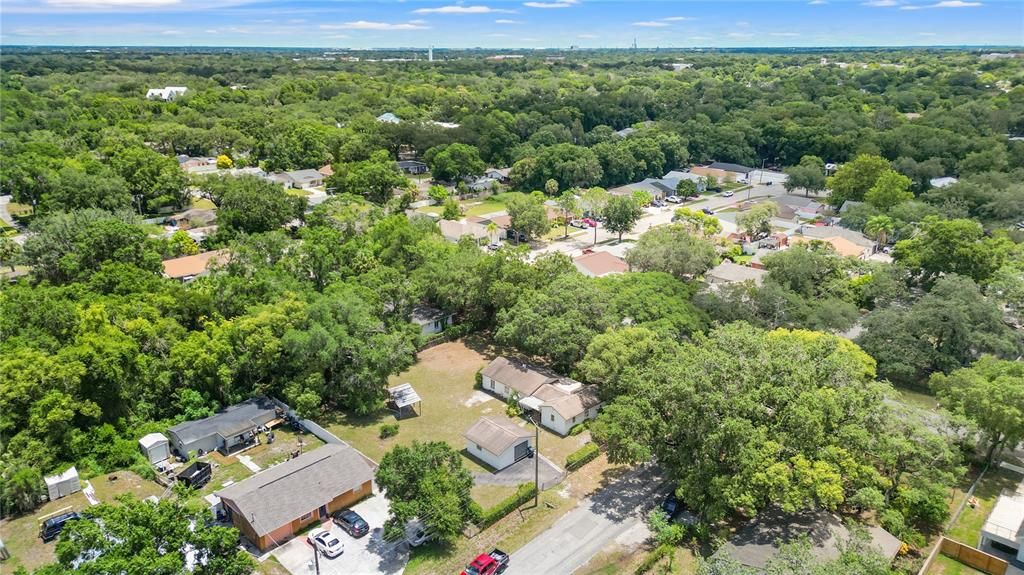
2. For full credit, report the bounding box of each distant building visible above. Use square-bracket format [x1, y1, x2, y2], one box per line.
[929, 176, 959, 189]
[146, 86, 188, 101]
[397, 160, 428, 175]
[485, 168, 511, 183]
[377, 112, 401, 124]
[267, 169, 324, 189]
[705, 261, 768, 286]
[574, 250, 628, 278]
[411, 304, 454, 336]
[161, 250, 229, 282]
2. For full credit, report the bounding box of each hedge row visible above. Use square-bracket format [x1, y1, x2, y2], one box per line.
[566, 442, 600, 471]
[478, 483, 537, 529]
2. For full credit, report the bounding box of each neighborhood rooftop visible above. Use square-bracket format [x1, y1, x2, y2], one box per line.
[463, 417, 533, 457]
[481, 356, 562, 397]
[167, 396, 279, 446]
[216, 444, 374, 536]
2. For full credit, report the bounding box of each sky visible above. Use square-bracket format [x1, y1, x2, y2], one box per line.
[1, 0, 1022, 48]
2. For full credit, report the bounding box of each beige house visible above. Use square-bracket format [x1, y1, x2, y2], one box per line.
[464, 417, 534, 471]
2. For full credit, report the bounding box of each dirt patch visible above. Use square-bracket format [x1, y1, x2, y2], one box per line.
[463, 390, 495, 408]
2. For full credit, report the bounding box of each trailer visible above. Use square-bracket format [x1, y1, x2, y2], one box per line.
[175, 461, 212, 489]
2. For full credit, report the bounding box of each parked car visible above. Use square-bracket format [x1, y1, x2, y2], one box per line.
[722, 191, 734, 197]
[405, 518, 432, 546]
[307, 527, 345, 558]
[40, 511, 81, 542]
[661, 491, 680, 518]
[487, 242, 500, 251]
[569, 219, 588, 229]
[332, 509, 369, 538]
[665, 195, 682, 204]
[461, 549, 510, 575]
[701, 208, 714, 215]
[582, 218, 598, 228]
[651, 200, 665, 207]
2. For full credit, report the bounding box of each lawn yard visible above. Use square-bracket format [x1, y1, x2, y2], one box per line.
[945, 467, 1022, 545]
[461, 199, 507, 217]
[0, 470, 163, 572]
[324, 337, 594, 508]
[190, 197, 217, 210]
[926, 554, 986, 575]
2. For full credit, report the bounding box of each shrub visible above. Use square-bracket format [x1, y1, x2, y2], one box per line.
[505, 392, 523, 418]
[634, 544, 673, 575]
[474, 368, 483, 389]
[379, 423, 399, 439]
[568, 422, 587, 436]
[477, 483, 537, 529]
[565, 443, 600, 471]
[130, 461, 157, 481]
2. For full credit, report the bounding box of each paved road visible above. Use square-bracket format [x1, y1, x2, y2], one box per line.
[504, 464, 666, 575]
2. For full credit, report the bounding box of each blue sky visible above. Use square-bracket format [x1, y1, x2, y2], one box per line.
[2, 0, 1021, 48]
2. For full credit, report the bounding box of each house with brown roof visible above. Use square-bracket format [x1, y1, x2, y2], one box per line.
[161, 250, 228, 282]
[216, 444, 374, 551]
[463, 416, 534, 471]
[538, 385, 602, 436]
[481, 356, 556, 400]
[574, 250, 628, 278]
[689, 166, 728, 182]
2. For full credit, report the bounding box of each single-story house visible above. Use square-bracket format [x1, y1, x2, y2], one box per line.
[139, 433, 171, 464]
[266, 169, 323, 189]
[397, 160, 428, 175]
[536, 385, 602, 436]
[168, 208, 217, 230]
[485, 168, 511, 183]
[715, 508, 902, 572]
[411, 304, 454, 336]
[574, 250, 629, 277]
[178, 156, 216, 172]
[167, 396, 281, 457]
[146, 86, 188, 101]
[439, 218, 490, 243]
[610, 177, 679, 201]
[463, 416, 534, 471]
[980, 490, 1024, 562]
[377, 112, 401, 124]
[614, 127, 635, 138]
[468, 176, 499, 192]
[45, 467, 81, 501]
[688, 166, 728, 182]
[930, 176, 959, 189]
[318, 164, 334, 177]
[161, 249, 229, 282]
[791, 235, 872, 259]
[838, 200, 864, 214]
[708, 162, 755, 181]
[217, 444, 375, 551]
[705, 261, 769, 286]
[481, 357, 603, 435]
[795, 201, 826, 220]
[663, 171, 710, 191]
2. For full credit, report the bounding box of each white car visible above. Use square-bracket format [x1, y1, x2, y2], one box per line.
[307, 527, 344, 558]
[722, 191, 734, 197]
[665, 195, 682, 203]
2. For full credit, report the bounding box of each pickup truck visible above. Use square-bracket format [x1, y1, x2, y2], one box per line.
[461, 549, 509, 575]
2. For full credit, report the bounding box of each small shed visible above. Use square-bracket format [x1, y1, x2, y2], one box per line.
[139, 433, 171, 464]
[388, 383, 422, 419]
[44, 466, 81, 501]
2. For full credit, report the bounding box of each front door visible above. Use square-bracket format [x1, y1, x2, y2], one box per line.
[513, 441, 530, 462]
[319, 505, 328, 519]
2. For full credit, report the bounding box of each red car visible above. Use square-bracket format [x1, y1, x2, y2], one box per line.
[461, 549, 509, 575]
[582, 218, 598, 228]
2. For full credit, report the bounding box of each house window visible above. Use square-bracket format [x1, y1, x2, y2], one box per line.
[476, 443, 482, 451]
[433, 320, 440, 329]
[572, 416, 578, 423]
[550, 414, 554, 422]
[300, 511, 313, 522]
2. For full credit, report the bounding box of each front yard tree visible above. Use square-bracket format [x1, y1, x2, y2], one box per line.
[425, 143, 485, 183]
[676, 179, 698, 197]
[826, 154, 891, 207]
[735, 202, 778, 240]
[216, 175, 307, 235]
[327, 150, 409, 204]
[863, 215, 895, 250]
[783, 156, 827, 197]
[604, 196, 643, 242]
[673, 208, 722, 238]
[375, 441, 479, 543]
[506, 191, 551, 242]
[864, 170, 914, 211]
[39, 495, 254, 575]
[625, 225, 717, 280]
[556, 189, 580, 238]
[931, 356, 1024, 464]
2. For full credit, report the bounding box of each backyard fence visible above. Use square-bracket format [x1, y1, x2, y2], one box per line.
[930, 537, 1008, 575]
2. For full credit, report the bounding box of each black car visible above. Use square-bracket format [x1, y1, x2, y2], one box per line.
[661, 492, 680, 518]
[40, 511, 81, 542]
[701, 208, 714, 215]
[332, 509, 370, 538]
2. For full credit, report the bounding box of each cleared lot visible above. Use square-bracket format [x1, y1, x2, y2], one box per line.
[270, 493, 408, 575]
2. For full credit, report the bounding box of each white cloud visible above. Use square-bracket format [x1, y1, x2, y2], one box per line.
[577, 33, 598, 38]
[494, 18, 522, 24]
[326, 34, 349, 39]
[205, 28, 218, 33]
[728, 31, 754, 38]
[736, 20, 751, 27]
[808, 0, 827, 4]
[320, 20, 430, 30]
[929, 0, 981, 6]
[45, 0, 180, 7]
[662, 16, 694, 21]
[523, 0, 578, 8]
[412, 5, 514, 14]
[632, 21, 669, 27]
[770, 32, 800, 36]
[161, 29, 182, 35]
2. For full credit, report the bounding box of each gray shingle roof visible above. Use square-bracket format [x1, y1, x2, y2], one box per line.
[481, 357, 558, 397]
[168, 397, 278, 445]
[708, 162, 754, 174]
[463, 417, 532, 456]
[217, 444, 374, 536]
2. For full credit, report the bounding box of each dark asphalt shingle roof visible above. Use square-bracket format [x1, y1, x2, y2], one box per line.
[167, 396, 278, 445]
[709, 162, 754, 174]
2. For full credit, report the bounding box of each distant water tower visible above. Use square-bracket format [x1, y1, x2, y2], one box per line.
[428, 46, 434, 62]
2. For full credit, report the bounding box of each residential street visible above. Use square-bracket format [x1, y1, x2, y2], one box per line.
[504, 464, 666, 575]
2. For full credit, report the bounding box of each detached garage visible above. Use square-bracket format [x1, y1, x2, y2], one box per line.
[45, 467, 81, 501]
[464, 417, 534, 472]
[139, 433, 171, 464]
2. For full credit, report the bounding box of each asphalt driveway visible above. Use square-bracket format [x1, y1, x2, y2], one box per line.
[270, 493, 408, 575]
[472, 454, 564, 488]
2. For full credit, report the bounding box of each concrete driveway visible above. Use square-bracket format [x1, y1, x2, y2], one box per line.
[270, 494, 408, 575]
[473, 454, 564, 488]
[504, 464, 666, 575]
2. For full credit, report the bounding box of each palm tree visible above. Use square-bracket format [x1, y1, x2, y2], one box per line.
[486, 221, 499, 245]
[864, 215, 895, 251]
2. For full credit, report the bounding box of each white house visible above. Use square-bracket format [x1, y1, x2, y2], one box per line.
[44, 467, 81, 501]
[463, 417, 534, 471]
[146, 86, 188, 101]
[930, 176, 959, 189]
[411, 304, 454, 336]
[377, 112, 401, 124]
[536, 385, 602, 436]
[480, 356, 558, 401]
[980, 490, 1024, 562]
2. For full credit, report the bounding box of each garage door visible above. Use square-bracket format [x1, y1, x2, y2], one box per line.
[513, 441, 530, 462]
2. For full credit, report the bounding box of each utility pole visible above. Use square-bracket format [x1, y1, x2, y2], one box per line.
[313, 546, 320, 575]
[529, 414, 540, 508]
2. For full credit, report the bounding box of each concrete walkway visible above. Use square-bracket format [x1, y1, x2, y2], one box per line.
[504, 464, 665, 575]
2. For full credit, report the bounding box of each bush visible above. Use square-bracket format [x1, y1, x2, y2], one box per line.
[130, 461, 157, 481]
[477, 483, 537, 529]
[568, 422, 587, 436]
[634, 544, 673, 575]
[565, 443, 600, 471]
[379, 423, 399, 439]
[474, 367, 483, 389]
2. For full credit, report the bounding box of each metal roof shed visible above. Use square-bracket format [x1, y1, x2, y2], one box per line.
[44, 466, 81, 501]
[139, 433, 171, 464]
[388, 383, 422, 418]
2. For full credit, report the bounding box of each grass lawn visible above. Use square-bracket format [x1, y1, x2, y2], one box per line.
[945, 467, 1022, 545]
[926, 554, 986, 575]
[896, 386, 941, 411]
[7, 202, 34, 217]
[0, 470, 163, 572]
[190, 197, 217, 210]
[256, 555, 293, 575]
[286, 188, 312, 197]
[461, 199, 507, 217]
[543, 226, 589, 241]
[323, 337, 594, 508]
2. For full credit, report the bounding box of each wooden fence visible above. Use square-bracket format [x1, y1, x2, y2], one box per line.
[918, 537, 1009, 575]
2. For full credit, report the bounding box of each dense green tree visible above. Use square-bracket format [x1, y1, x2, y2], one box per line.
[375, 441, 478, 543]
[827, 155, 891, 207]
[215, 176, 306, 235]
[864, 170, 913, 211]
[555, 189, 581, 238]
[0, 236, 22, 272]
[110, 147, 189, 212]
[863, 215, 895, 249]
[506, 191, 551, 242]
[783, 156, 828, 197]
[603, 196, 643, 242]
[736, 203, 779, 239]
[892, 216, 1014, 285]
[327, 150, 409, 204]
[425, 143, 485, 182]
[673, 208, 722, 237]
[625, 225, 717, 280]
